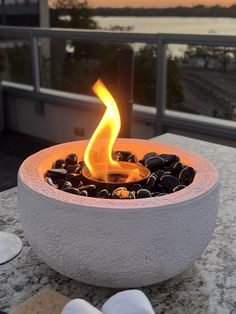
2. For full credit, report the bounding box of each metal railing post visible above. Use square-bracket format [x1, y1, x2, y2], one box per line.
[31, 34, 40, 92]
[117, 48, 134, 138]
[30, 33, 44, 115]
[2, 0, 6, 25]
[154, 35, 167, 135]
[0, 83, 5, 134]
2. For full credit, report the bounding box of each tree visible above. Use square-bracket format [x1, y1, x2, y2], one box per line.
[134, 45, 184, 108]
[212, 46, 231, 72]
[185, 45, 233, 72]
[51, 0, 97, 29]
[167, 57, 184, 109]
[7, 43, 31, 84]
[48, 2, 184, 109]
[185, 45, 212, 69]
[133, 45, 156, 106]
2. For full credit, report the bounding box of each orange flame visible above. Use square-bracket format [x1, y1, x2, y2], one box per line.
[84, 79, 121, 181]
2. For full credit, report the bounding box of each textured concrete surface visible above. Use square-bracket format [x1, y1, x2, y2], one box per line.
[0, 134, 236, 313]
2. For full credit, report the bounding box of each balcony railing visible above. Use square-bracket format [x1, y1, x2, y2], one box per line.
[0, 26, 235, 141]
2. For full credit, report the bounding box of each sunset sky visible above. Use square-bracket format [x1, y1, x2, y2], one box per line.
[87, 0, 236, 7]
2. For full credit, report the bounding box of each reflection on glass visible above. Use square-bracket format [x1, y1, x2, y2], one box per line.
[39, 38, 135, 98]
[167, 44, 236, 122]
[134, 44, 183, 108]
[0, 0, 39, 26]
[0, 38, 32, 84]
[39, 39, 158, 107]
[0, 0, 38, 5]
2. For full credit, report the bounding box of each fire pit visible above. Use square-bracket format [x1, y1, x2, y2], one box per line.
[43, 80, 196, 199]
[18, 80, 219, 288]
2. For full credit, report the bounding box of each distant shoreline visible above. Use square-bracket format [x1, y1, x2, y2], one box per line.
[94, 15, 236, 18]
[91, 6, 236, 18]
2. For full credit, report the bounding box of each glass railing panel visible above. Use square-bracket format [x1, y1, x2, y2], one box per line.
[0, 36, 32, 85]
[133, 43, 157, 107]
[38, 38, 157, 106]
[166, 43, 236, 123]
[39, 38, 130, 97]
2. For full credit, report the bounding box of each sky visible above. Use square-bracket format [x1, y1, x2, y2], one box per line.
[88, 0, 236, 7]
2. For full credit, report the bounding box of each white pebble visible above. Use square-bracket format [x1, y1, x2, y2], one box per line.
[102, 290, 155, 314]
[61, 299, 102, 314]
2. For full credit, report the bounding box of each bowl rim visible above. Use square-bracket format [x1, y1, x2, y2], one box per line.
[82, 161, 150, 188]
[18, 138, 219, 210]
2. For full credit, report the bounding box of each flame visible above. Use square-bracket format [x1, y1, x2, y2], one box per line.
[126, 168, 140, 182]
[84, 79, 121, 181]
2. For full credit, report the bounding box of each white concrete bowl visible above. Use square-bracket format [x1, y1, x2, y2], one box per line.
[18, 139, 219, 288]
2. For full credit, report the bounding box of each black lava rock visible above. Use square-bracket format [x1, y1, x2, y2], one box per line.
[160, 154, 179, 166]
[46, 168, 67, 179]
[45, 177, 58, 188]
[96, 189, 109, 198]
[143, 152, 158, 163]
[78, 184, 96, 196]
[130, 183, 142, 193]
[113, 187, 126, 192]
[153, 170, 165, 181]
[79, 190, 88, 197]
[127, 154, 138, 163]
[145, 156, 164, 171]
[173, 185, 186, 192]
[47, 150, 196, 200]
[66, 164, 81, 174]
[136, 189, 152, 198]
[61, 181, 72, 190]
[170, 162, 185, 176]
[114, 151, 132, 161]
[156, 184, 166, 193]
[145, 174, 157, 191]
[151, 192, 160, 197]
[113, 151, 123, 161]
[65, 153, 78, 165]
[65, 173, 81, 187]
[78, 161, 85, 167]
[161, 175, 180, 192]
[112, 187, 135, 199]
[163, 171, 171, 176]
[179, 167, 195, 185]
[53, 178, 66, 189]
[62, 187, 80, 195]
[53, 159, 66, 169]
[138, 159, 145, 165]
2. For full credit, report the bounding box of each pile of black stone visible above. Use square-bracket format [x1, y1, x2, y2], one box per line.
[45, 151, 195, 199]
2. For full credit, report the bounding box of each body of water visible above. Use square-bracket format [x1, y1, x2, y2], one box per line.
[94, 16, 236, 35]
[94, 16, 236, 56]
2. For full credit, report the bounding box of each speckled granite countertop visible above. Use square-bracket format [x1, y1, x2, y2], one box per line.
[0, 134, 236, 314]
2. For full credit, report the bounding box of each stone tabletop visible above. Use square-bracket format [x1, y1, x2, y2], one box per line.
[0, 134, 236, 314]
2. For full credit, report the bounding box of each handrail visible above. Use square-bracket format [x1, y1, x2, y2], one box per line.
[0, 26, 157, 43]
[1, 26, 236, 45]
[0, 26, 235, 140]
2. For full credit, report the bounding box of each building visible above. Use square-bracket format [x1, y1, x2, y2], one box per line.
[0, 0, 49, 27]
